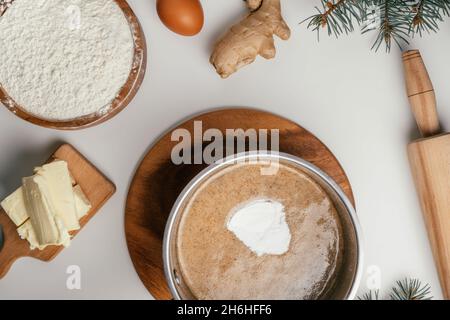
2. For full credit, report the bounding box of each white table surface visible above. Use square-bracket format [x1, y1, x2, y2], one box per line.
[1, 0, 450, 300]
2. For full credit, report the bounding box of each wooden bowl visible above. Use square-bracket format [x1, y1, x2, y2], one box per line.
[0, 0, 147, 130]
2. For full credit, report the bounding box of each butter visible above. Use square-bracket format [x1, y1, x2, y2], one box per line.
[73, 185, 91, 219]
[22, 175, 71, 247]
[17, 220, 46, 250]
[34, 161, 80, 231]
[34, 161, 76, 186]
[2, 186, 90, 226]
[1, 160, 92, 250]
[1, 187, 28, 226]
[2, 185, 90, 250]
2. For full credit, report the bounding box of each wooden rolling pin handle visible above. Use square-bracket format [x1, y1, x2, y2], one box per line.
[402, 50, 441, 137]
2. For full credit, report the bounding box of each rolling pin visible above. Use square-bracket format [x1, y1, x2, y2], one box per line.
[403, 50, 450, 299]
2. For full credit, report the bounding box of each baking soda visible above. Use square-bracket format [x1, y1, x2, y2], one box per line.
[227, 199, 291, 256]
[0, 0, 134, 120]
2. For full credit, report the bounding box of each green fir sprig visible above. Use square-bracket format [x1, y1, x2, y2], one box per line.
[410, 0, 450, 35]
[358, 278, 432, 300]
[303, 0, 450, 52]
[363, 0, 412, 52]
[358, 289, 380, 300]
[390, 278, 432, 300]
[302, 0, 363, 38]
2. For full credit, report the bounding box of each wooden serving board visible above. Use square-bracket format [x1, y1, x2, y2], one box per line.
[0, 144, 116, 278]
[0, 0, 147, 130]
[125, 108, 355, 299]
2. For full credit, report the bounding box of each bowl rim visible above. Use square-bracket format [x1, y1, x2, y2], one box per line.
[163, 150, 364, 300]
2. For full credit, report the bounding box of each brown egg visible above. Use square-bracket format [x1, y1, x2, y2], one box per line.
[157, 0, 204, 36]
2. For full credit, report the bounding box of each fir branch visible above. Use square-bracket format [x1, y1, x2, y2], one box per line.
[304, 0, 450, 52]
[365, 0, 411, 52]
[409, 0, 450, 36]
[301, 0, 363, 38]
[358, 290, 380, 300]
[390, 278, 432, 300]
[357, 278, 432, 300]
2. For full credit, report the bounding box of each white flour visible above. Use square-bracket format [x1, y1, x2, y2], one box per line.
[0, 0, 134, 120]
[227, 199, 291, 256]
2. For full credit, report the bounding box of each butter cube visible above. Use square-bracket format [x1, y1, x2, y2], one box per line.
[2, 184, 90, 250]
[34, 161, 76, 185]
[2, 186, 90, 226]
[17, 220, 46, 250]
[35, 161, 80, 231]
[22, 175, 70, 247]
[73, 185, 91, 219]
[1, 159, 92, 250]
[1, 187, 28, 226]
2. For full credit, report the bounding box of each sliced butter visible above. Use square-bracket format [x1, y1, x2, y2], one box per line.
[3, 185, 90, 250]
[1, 187, 28, 226]
[34, 161, 80, 231]
[73, 185, 91, 219]
[1, 159, 92, 250]
[22, 175, 70, 247]
[17, 220, 46, 250]
[2, 186, 90, 228]
[34, 161, 76, 186]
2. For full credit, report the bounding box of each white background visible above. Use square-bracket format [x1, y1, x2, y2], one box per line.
[1, 0, 450, 299]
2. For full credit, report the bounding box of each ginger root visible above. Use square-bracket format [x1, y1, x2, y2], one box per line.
[210, 0, 291, 78]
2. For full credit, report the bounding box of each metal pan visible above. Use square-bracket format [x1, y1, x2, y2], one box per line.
[163, 151, 363, 300]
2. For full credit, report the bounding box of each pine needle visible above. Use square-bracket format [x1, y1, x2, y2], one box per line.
[358, 290, 380, 300]
[301, 0, 363, 39]
[390, 278, 433, 300]
[303, 0, 450, 52]
[357, 278, 433, 300]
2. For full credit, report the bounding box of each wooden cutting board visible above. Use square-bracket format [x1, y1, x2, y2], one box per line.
[0, 144, 116, 278]
[125, 108, 355, 299]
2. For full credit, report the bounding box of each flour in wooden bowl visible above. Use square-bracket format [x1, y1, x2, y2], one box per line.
[0, 0, 134, 121]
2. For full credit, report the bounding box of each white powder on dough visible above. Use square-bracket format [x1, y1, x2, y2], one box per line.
[227, 199, 291, 256]
[0, 0, 134, 120]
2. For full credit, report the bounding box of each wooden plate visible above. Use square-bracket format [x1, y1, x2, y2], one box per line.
[125, 108, 355, 299]
[0, 0, 147, 130]
[0, 144, 116, 278]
